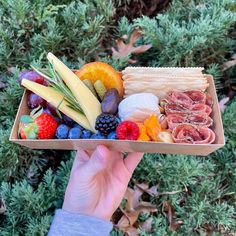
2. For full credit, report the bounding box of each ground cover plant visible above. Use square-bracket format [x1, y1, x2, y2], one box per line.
[0, 0, 236, 235]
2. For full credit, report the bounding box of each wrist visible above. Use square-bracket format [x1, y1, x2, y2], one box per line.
[62, 203, 111, 221]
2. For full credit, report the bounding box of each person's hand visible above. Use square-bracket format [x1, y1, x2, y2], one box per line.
[62, 145, 143, 221]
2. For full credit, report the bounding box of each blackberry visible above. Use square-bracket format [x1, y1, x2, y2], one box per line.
[95, 113, 119, 135]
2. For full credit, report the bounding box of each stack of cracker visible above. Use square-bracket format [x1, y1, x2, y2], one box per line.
[122, 67, 208, 98]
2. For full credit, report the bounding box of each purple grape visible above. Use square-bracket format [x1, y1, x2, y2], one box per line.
[47, 102, 59, 117]
[27, 93, 46, 109]
[18, 70, 45, 86]
[43, 108, 63, 124]
[54, 117, 63, 124]
[62, 113, 75, 127]
[43, 108, 53, 116]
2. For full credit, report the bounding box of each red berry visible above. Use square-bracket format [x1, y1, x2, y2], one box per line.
[35, 113, 58, 139]
[18, 70, 45, 86]
[19, 123, 27, 139]
[27, 93, 46, 109]
[18, 111, 58, 139]
[116, 121, 139, 140]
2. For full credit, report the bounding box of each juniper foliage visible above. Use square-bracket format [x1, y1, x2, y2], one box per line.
[116, 0, 236, 67]
[0, 0, 236, 235]
[0, 0, 114, 70]
[115, 0, 236, 90]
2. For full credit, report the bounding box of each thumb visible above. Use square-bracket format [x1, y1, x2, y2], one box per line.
[84, 145, 110, 176]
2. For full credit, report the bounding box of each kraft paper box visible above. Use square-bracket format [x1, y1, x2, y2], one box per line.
[9, 74, 225, 156]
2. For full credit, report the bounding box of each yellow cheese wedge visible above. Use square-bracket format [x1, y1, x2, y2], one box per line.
[47, 53, 101, 131]
[22, 79, 93, 131]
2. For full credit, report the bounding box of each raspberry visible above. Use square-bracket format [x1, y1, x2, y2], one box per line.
[116, 121, 140, 140]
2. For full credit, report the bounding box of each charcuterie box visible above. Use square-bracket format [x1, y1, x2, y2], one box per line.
[10, 74, 224, 156]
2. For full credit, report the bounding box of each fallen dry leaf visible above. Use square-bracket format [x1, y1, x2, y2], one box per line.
[124, 186, 143, 211]
[123, 187, 157, 214]
[162, 201, 183, 231]
[135, 182, 159, 196]
[146, 186, 159, 196]
[222, 54, 236, 71]
[117, 214, 132, 230]
[140, 217, 153, 233]
[114, 185, 157, 235]
[116, 214, 139, 236]
[0, 78, 6, 89]
[120, 207, 139, 226]
[0, 199, 5, 214]
[219, 97, 230, 112]
[112, 29, 152, 63]
[126, 227, 139, 236]
[135, 201, 157, 213]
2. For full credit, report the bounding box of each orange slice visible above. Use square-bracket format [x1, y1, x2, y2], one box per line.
[74, 62, 123, 96]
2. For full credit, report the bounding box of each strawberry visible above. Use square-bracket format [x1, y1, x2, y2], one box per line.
[116, 121, 140, 140]
[19, 107, 58, 139]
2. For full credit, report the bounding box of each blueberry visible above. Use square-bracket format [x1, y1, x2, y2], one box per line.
[62, 114, 75, 127]
[81, 130, 92, 139]
[90, 133, 106, 139]
[73, 123, 84, 130]
[56, 124, 70, 139]
[68, 127, 82, 139]
[107, 131, 117, 140]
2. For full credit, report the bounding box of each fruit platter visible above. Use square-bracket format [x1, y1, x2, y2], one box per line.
[10, 53, 224, 155]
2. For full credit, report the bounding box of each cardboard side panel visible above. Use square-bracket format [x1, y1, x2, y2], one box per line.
[9, 75, 225, 155]
[10, 139, 223, 156]
[206, 75, 225, 144]
[10, 90, 29, 140]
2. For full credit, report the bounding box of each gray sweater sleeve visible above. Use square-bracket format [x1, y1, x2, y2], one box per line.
[48, 209, 113, 236]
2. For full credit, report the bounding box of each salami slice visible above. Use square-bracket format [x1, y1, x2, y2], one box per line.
[191, 104, 212, 115]
[167, 114, 186, 130]
[167, 113, 213, 130]
[172, 124, 215, 144]
[165, 103, 212, 116]
[165, 103, 189, 115]
[167, 91, 193, 108]
[187, 114, 213, 127]
[172, 124, 202, 143]
[195, 127, 215, 144]
[184, 90, 206, 104]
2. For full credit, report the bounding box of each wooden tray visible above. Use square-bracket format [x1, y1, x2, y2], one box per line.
[9, 75, 225, 155]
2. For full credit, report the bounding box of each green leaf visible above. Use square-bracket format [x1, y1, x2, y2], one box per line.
[24, 124, 38, 139]
[20, 115, 33, 124]
[31, 62, 85, 115]
[30, 107, 43, 119]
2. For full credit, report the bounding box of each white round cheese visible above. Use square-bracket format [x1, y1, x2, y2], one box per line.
[118, 93, 160, 122]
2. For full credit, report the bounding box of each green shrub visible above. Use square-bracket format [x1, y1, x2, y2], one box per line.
[0, 0, 235, 235]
